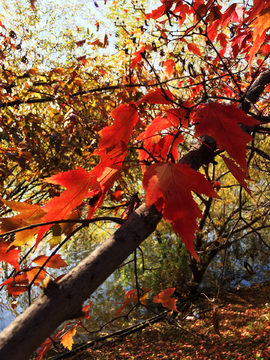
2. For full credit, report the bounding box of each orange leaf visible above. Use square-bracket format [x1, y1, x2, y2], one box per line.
[143, 163, 218, 261]
[76, 55, 88, 66]
[163, 59, 175, 77]
[130, 46, 146, 68]
[187, 43, 202, 56]
[221, 155, 252, 194]
[94, 103, 138, 157]
[195, 103, 258, 172]
[249, 4, 270, 66]
[25, 267, 47, 285]
[90, 39, 104, 47]
[0, 242, 21, 271]
[81, 300, 93, 319]
[61, 327, 76, 350]
[0, 199, 45, 247]
[32, 254, 67, 268]
[153, 288, 178, 312]
[174, 2, 190, 28]
[0, 273, 29, 297]
[6, 285, 28, 297]
[135, 89, 174, 106]
[35, 167, 92, 247]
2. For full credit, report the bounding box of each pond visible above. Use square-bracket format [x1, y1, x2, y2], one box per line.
[0, 241, 160, 342]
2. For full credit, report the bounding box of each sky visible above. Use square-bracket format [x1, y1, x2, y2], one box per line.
[0, 0, 118, 70]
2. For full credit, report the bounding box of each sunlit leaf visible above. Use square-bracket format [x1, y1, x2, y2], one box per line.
[153, 288, 178, 312]
[32, 254, 67, 268]
[61, 327, 76, 350]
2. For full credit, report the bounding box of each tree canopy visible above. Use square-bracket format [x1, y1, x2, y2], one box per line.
[0, 0, 270, 359]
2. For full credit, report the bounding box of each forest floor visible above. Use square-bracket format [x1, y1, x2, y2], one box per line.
[50, 282, 270, 360]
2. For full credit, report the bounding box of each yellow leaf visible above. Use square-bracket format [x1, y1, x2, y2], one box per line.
[140, 291, 150, 305]
[0, 199, 45, 247]
[48, 224, 62, 249]
[73, 77, 84, 87]
[61, 327, 76, 350]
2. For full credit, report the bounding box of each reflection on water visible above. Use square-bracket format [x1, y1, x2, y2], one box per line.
[0, 308, 17, 332]
[72, 273, 159, 343]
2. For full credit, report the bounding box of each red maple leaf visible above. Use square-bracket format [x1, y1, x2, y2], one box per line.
[87, 165, 122, 219]
[221, 155, 252, 194]
[217, 32, 228, 48]
[174, 2, 190, 28]
[35, 167, 93, 247]
[81, 301, 93, 319]
[220, 3, 244, 31]
[153, 288, 178, 312]
[135, 89, 174, 106]
[194, 103, 258, 171]
[137, 116, 184, 170]
[167, 103, 191, 128]
[146, 0, 174, 20]
[143, 163, 218, 261]
[231, 29, 252, 59]
[220, 3, 237, 30]
[138, 116, 179, 141]
[94, 103, 138, 157]
[0, 242, 21, 271]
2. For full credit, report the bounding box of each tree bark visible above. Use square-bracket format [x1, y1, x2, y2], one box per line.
[0, 204, 161, 360]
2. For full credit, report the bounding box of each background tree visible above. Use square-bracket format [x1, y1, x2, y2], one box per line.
[0, 0, 270, 359]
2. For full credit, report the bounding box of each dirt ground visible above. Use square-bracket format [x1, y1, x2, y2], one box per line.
[45, 281, 270, 360]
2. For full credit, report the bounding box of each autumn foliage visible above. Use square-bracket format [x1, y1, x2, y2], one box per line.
[0, 0, 270, 357]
